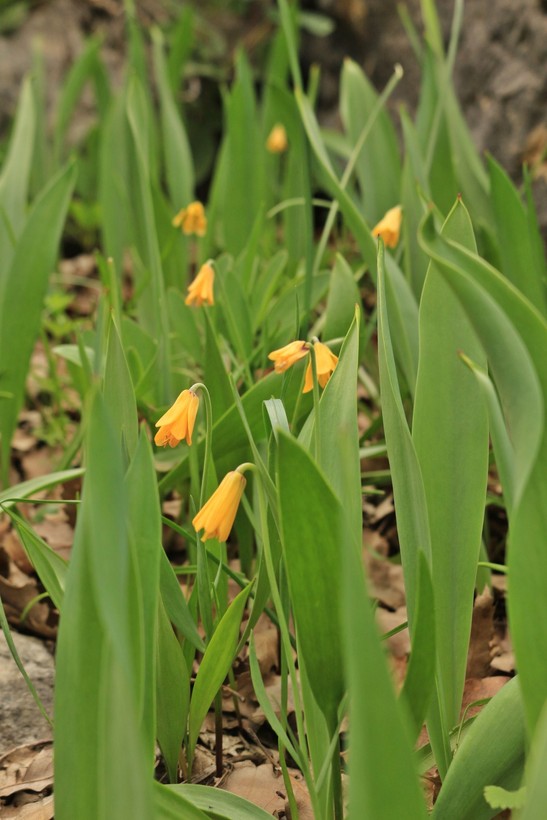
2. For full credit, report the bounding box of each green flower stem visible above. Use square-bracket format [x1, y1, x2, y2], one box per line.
[255, 475, 321, 818]
[308, 342, 322, 466]
[191, 382, 213, 508]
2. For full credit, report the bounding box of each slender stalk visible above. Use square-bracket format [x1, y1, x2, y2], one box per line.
[331, 735, 343, 820]
[191, 382, 213, 508]
[214, 690, 223, 777]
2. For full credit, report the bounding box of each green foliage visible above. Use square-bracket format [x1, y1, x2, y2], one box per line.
[2, 2, 546, 817]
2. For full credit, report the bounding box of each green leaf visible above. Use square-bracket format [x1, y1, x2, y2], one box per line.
[376, 241, 431, 624]
[10, 512, 67, 611]
[126, 77, 171, 402]
[153, 782, 209, 820]
[163, 782, 274, 819]
[340, 58, 401, 223]
[399, 552, 435, 743]
[316, 305, 362, 551]
[0, 161, 77, 483]
[488, 154, 547, 314]
[104, 318, 139, 462]
[53, 37, 104, 164]
[484, 785, 526, 811]
[431, 678, 525, 820]
[152, 28, 194, 208]
[187, 582, 253, 764]
[413, 198, 489, 731]
[0, 75, 35, 279]
[156, 596, 190, 782]
[159, 550, 204, 652]
[419, 210, 547, 732]
[54, 391, 152, 819]
[220, 51, 261, 255]
[125, 432, 163, 754]
[0, 468, 84, 511]
[277, 432, 344, 728]
[323, 254, 364, 349]
[516, 700, 547, 818]
[343, 488, 428, 819]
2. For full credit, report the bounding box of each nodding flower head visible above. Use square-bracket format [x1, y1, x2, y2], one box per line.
[192, 469, 247, 543]
[372, 205, 402, 249]
[185, 261, 215, 307]
[154, 389, 199, 447]
[172, 201, 207, 237]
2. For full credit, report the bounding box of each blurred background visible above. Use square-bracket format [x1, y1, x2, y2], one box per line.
[1, 0, 546, 231]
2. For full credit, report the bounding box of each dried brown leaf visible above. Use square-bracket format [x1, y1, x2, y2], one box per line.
[222, 761, 313, 819]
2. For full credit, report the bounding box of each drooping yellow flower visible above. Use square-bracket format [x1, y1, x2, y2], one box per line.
[192, 470, 247, 543]
[371, 205, 402, 248]
[266, 123, 288, 154]
[185, 261, 215, 307]
[303, 341, 339, 393]
[268, 340, 309, 373]
[172, 201, 207, 237]
[155, 389, 199, 447]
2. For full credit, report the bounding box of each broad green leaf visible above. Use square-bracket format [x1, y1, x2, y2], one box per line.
[0, 76, 35, 280]
[159, 550, 204, 652]
[413, 199, 489, 731]
[484, 785, 526, 812]
[152, 28, 194, 208]
[98, 92, 131, 282]
[0, 161, 77, 483]
[153, 782, 209, 820]
[0, 468, 84, 511]
[53, 37, 104, 164]
[516, 701, 547, 819]
[104, 319, 139, 461]
[10, 512, 67, 611]
[156, 596, 190, 782]
[167, 287, 202, 364]
[400, 110, 430, 297]
[419, 212, 547, 731]
[488, 154, 547, 314]
[125, 432, 163, 754]
[343, 484, 428, 820]
[221, 51, 261, 255]
[340, 58, 401, 223]
[323, 254, 364, 348]
[377, 241, 431, 623]
[164, 783, 274, 819]
[431, 678, 525, 820]
[187, 583, 253, 764]
[248, 636, 302, 766]
[399, 552, 435, 743]
[277, 432, 344, 729]
[54, 391, 152, 819]
[126, 78, 171, 402]
[459, 354, 515, 515]
[316, 305, 362, 551]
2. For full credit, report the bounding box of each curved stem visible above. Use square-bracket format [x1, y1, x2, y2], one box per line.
[191, 382, 213, 508]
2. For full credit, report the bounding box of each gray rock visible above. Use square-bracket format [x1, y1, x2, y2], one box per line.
[0, 629, 54, 755]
